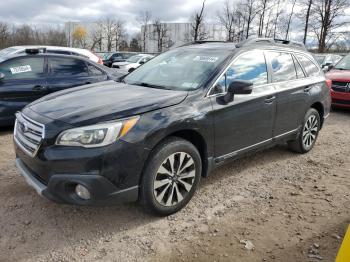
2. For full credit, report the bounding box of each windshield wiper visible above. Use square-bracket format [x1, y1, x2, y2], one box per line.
[134, 82, 172, 90]
[334, 68, 349, 70]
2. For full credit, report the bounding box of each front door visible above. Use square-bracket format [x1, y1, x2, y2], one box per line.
[0, 56, 47, 124]
[209, 50, 276, 159]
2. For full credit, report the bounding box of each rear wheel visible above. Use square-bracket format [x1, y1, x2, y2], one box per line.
[140, 137, 201, 216]
[288, 108, 321, 153]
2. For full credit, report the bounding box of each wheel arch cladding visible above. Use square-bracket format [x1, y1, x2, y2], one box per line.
[311, 102, 324, 127]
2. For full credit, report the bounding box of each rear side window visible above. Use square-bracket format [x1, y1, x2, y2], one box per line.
[0, 57, 44, 80]
[296, 55, 319, 77]
[87, 63, 104, 76]
[49, 57, 89, 77]
[269, 52, 297, 82]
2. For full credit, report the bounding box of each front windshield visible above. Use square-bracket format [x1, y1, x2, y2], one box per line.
[334, 55, 350, 70]
[0, 47, 18, 57]
[127, 55, 143, 63]
[315, 55, 325, 65]
[124, 48, 231, 91]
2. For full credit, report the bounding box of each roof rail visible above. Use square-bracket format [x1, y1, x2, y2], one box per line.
[25, 48, 47, 54]
[236, 38, 306, 50]
[180, 40, 229, 47]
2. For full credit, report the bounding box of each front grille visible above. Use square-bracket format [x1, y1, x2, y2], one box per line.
[14, 113, 45, 157]
[332, 81, 350, 93]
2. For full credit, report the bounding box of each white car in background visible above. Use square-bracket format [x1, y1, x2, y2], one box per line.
[112, 54, 154, 73]
[0, 45, 103, 65]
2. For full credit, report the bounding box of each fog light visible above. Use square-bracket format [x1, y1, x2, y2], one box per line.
[75, 184, 91, 200]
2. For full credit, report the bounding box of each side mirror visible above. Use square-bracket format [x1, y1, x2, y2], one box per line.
[0, 72, 5, 80]
[139, 61, 145, 65]
[221, 80, 253, 103]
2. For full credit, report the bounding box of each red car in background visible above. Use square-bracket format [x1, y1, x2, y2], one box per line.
[326, 55, 350, 108]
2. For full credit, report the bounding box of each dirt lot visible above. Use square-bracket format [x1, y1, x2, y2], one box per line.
[0, 109, 349, 262]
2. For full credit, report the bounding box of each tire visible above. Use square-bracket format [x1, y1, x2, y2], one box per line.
[140, 137, 202, 216]
[288, 108, 321, 154]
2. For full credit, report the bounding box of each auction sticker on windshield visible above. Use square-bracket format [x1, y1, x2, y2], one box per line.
[10, 65, 32, 74]
[193, 56, 218, 63]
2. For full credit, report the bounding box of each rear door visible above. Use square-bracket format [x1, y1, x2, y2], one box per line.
[0, 56, 47, 122]
[267, 51, 310, 137]
[210, 50, 277, 159]
[46, 56, 98, 93]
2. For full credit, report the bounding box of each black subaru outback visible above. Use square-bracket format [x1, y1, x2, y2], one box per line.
[14, 38, 331, 215]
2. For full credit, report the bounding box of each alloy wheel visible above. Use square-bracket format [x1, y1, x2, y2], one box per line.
[153, 152, 196, 207]
[302, 115, 318, 149]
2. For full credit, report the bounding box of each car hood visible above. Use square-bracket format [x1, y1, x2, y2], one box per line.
[27, 80, 188, 126]
[326, 69, 350, 81]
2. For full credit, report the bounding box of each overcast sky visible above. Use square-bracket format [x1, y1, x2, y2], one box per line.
[0, 0, 224, 34]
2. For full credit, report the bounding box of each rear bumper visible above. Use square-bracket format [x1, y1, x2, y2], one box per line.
[331, 90, 350, 108]
[16, 158, 139, 205]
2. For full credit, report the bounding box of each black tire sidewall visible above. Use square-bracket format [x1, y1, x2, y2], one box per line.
[141, 137, 202, 216]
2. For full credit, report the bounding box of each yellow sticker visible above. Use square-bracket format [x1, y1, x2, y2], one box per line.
[336, 225, 350, 262]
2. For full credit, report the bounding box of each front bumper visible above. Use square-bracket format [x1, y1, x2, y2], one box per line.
[331, 90, 350, 108]
[16, 158, 139, 205]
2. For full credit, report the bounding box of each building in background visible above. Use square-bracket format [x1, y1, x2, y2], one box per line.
[141, 23, 226, 53]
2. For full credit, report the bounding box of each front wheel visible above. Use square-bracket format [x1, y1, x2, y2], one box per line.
[140, 137, 202, 216]
[288, 108, 321, 153]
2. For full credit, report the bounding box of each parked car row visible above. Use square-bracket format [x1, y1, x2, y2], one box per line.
[325, 54, 350, 108]
[10, 38, 332, 215]
[112, 54, 154, 73]
[0, 48, 122, 126]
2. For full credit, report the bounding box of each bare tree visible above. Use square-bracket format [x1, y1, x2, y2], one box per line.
[114, 20, 125, 51]
[90, 22, 104, 51]
[0, 22, 10, 49]
[138, 11, 152, 52]
[273, 0, 282, 38]
[190, 0, 207, 41]
[217, 0, 236, 41]
[257, 0, 273, 37]
[240, 0, 260, 39]
[284, 0, 297, 39]
[311, 0, 349, 52]
[301, 0, 313, 44]
[100, 18, 117, 52]
[151, 19, 169, 52]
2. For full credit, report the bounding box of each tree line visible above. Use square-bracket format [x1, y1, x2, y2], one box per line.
[0, 0, 349, 53]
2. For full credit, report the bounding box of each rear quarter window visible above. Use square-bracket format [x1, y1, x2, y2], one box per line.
[269, 52, 297, 82]
[296, 55, 320, 77]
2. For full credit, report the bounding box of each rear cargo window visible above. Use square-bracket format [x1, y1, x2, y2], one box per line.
[296, 55, 319, 77]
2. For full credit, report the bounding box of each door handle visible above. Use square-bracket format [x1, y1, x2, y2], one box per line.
[85, 82, 91, 85]
[265, 96, 276, 104]
[32, 85, 46, 91]
[304, 86, 312, 92]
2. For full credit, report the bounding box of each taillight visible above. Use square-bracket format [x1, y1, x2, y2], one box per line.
[325, 79, 332, 89]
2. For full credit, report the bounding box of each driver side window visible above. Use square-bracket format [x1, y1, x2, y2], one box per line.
[213, 51, 268, 94]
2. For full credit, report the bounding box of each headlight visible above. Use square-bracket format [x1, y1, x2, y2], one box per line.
[56, 116, 139, 148]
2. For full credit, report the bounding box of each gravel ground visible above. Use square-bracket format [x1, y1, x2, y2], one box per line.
[0, 109, 349, 262]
